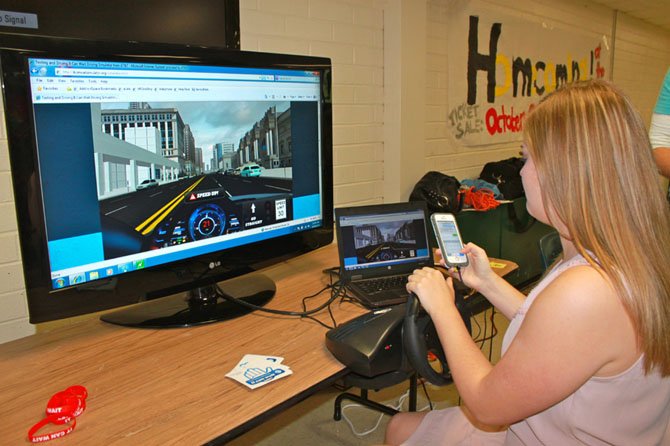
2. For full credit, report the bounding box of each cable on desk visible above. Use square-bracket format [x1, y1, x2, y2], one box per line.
[322, 266, 366, 312]
[215, 282, 335, 315]
[316, 269, 357, 328]
[212, 267, 354, 329]
[322, 266, 340, 276]
[301, 281, 349, 329]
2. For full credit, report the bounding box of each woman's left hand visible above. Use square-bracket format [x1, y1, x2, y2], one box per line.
[406, 267, 455, 317]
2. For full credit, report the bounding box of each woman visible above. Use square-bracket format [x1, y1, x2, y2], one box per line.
[385, 80, 670, 445]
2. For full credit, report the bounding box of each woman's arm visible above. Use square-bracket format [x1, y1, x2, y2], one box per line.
[650, 113, 670, 178]
[473, 270, 525, 320]
[444, 242, 526, 319]
[407, 265, 635, 426]
[653, 148, 670, 179]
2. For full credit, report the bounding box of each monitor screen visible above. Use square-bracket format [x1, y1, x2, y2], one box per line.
[337, 209, 431, 272]
[1, 35, 333, 326]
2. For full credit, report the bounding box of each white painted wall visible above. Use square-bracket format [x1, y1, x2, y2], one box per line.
[1, 0, 669, 342]
[240, 0, 670, 203]
[240, 0, 387, 205]
[0, 96, 34, 342]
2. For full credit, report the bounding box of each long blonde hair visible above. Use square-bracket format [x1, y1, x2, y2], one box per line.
[524, 80, 670, 375]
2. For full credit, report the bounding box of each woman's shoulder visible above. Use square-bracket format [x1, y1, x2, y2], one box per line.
[515, 256, 606, 320]
[536, 264, 616, 316]
[529, 264, 639, 376]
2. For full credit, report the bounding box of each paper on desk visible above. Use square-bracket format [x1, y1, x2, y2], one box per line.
[226, 354, 292, 389]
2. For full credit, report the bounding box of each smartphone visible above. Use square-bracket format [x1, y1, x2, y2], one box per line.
[430, 213, 468, 267]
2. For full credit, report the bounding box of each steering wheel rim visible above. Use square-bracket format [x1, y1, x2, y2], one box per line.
[402, 290, 472, 386]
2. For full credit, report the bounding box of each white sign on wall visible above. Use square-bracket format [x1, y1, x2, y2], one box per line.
[0, 10, 38, 29]
[446, 0, 610, 145]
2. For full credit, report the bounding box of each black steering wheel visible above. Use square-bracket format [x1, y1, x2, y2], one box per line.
[402, 283, 472, 386]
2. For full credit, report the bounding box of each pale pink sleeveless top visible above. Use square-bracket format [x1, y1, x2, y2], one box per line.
[501, 254, 670, 445]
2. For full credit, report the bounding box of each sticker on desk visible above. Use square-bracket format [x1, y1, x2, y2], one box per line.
[489, 261, 507, 269]
[226, 354, 292, 389]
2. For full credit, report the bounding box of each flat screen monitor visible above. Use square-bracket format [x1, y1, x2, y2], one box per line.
[0, 35, 333, 327]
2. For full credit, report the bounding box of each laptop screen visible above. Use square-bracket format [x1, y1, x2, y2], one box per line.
[336, 205, 431, 273]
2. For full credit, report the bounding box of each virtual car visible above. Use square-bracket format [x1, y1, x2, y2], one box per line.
[136, 179, 158, 190]
[239, 164, 261, 177]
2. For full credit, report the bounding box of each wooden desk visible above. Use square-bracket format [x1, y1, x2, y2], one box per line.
[0, 243, 519, 445]
[0, 243, 367, 445]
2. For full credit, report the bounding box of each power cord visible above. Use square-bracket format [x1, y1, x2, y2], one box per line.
[340, 386, 434, 437]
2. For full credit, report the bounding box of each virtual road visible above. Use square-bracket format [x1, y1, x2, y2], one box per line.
[356, 241, 419, 263]
[99, 172, 292, 234]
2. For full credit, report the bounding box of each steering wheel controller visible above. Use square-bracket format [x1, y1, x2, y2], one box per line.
[403, 286, 472, 386]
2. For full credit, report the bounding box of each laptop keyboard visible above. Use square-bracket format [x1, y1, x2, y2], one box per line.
[355, 274, 409, 294]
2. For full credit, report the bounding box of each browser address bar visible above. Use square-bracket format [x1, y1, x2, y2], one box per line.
[54, 67, 274, 81]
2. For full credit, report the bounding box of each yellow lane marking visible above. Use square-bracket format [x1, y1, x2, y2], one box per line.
[135, 177, 205, 235]
[365, 244, 383, 260]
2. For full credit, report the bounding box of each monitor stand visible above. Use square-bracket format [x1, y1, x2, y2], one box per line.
[100, 273, 276, 328]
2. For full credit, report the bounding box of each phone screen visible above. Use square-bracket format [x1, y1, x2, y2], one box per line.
[435, 219, 466, 264]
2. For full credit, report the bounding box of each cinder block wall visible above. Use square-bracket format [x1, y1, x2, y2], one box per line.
[1, 0, 669, 342]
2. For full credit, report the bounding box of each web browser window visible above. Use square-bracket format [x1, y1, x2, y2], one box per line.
[27, 58, 324, 289]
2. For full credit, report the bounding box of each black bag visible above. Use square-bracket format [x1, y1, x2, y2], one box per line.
[479, 157, 525, 200]
[409, 171, 463, 214]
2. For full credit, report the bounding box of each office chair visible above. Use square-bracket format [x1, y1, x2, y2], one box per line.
[538, 231, 562, 270]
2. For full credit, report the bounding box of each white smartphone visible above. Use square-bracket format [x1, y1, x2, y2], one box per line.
[430, 213, 468, 267]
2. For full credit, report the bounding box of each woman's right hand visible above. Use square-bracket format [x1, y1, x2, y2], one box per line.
[442, 242, 497, 293]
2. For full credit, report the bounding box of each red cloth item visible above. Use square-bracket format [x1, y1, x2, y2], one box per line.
[461, 187, 500, 211]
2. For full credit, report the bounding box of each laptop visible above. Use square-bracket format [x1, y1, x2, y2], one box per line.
[335, 202, 434, 308]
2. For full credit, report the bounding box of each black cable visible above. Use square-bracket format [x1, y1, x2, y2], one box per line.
[322, 266, 340, 277]
[302, 314, 335, 330]
[420, 379, 434, 410]
[475, 313, 498, 347]
[212, 267, 353, 329]
[302, 293, 334, 328]
[214, 282, 337, 317]
[480, 307, 489, 349]
[470, 311, 483, 343]
[488, 307, 497, 362]
[314, 267, 347, 328]
[456, 266, 464, 283]
[303, 281, 349, 329]
[302, 284, 341, 329]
